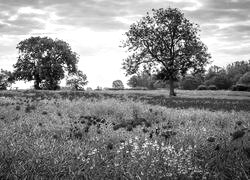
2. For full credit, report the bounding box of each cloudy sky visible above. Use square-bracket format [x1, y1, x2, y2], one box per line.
[0, 0, 250, 88]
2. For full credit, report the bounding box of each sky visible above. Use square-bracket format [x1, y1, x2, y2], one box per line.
[0, 0, 250, 89]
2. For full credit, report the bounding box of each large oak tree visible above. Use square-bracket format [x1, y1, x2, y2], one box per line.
[13, 36, 79, 90]
[122, 8, 211, 96]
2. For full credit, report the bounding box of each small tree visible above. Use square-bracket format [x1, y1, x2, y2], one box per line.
[0, 69, 15, 90]
[226, 60, 250, 85]
[13, 36, 79, 90]
[127, 75, 138, 88]
[66, 70, 88, 91]
[122, 8, 211, 96]
[238, 72, 250, 85]
[112, 80, 124, 89]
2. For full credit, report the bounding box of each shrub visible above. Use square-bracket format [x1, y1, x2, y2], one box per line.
[129, 87, 148, 90]
[86, 87, 93, 91]
[0, 85, 7, 90]
[197, 85, 208, 90]
[180, 75, 202, 90]
[208, 85, 218, 90]
[205, 75, 231, 90]
[105, 88, 125, 91]
[231, 85, 237, 91]
[238, 71, 250, 85]
[232, 84, 250, 91]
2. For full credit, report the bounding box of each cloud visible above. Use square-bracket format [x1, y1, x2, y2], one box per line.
[0, 0, 250, 88]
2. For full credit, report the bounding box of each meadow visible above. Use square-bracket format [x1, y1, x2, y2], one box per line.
[0, 89, 249, 179]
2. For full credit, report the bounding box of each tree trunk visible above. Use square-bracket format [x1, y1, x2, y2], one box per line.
[34, 80, 40, 90]
[169, 77, 176, 97]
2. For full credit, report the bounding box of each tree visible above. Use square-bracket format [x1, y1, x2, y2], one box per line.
[66, 70, 88, 90]
[13, 36, 78, 90]
[205, 65, 231, 89]
[0, 69, 15, 90]
[238, 72, 250, 85]
[122, 8, 211, 96]
[226, 60, 250, 85]
[205, 74, 231, 89]
[127, 75, 138, 88]
[205, 65, 226, 81]
[112, 80, 124, 89]
[127, 70, 157, 89]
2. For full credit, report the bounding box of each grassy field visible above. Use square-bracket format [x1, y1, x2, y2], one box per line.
[102, 89, 250, 100]
[0, 90, 249, 179]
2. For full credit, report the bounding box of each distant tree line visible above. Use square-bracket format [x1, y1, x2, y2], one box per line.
[127, 60, 250, 91]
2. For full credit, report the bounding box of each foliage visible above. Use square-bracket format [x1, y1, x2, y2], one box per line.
[13, 36, 79, 90]
[127, 71, 157, 90]
[226, 60, 250, 85]
[66, 70, 88, 91]
[95, 86, 103, 91]
[205, 65, 226, 81]
[232, 84, 250, 91]
[208, 85, 217, 90]
[127, 75, 138, 88]
[205, 74, 231, 90]
[0, 69, 15, 90]
[86, 87, 93, 91]
[180, 75, 202, 90]
[197, 85, 208, 90]
[122, 8, 211, 96]
[152, 80, 167, 89]
[112, 80, 124, 89]
[238, 71, 250, 85]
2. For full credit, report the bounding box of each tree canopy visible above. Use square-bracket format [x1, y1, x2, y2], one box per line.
[66, 70, 88, 91]
[226, 60, 250, 84]
[112, 80, 124, 89]
[0, 69, 15, 90]
[122, 8, 211, 96]
[13, 36, 79, 90]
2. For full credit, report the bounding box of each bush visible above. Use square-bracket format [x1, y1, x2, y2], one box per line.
[197, 85, 208, 90]
[105, 88, 125, 91]
[231, 85, 237, 91]
[238, 71, 250, 85]
[0, 85, 7, 90]
[129, 87, 148, 90]
[208, 85, 218, 90]
[232, 84, 250, 91]
[180, 75, 202, 90]
[205, 75, 231, 90]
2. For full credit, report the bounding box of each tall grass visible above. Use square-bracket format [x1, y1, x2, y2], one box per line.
[0, 96, 249, 179]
